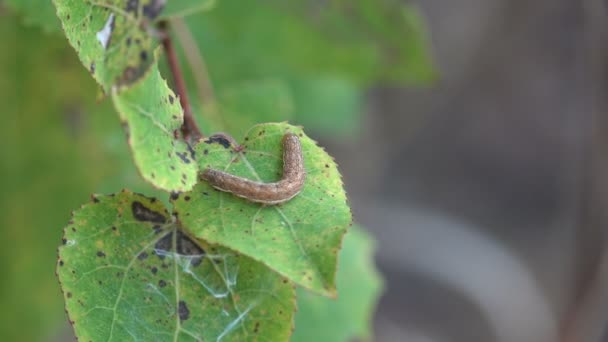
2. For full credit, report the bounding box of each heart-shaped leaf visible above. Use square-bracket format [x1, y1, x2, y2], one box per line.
[112, 64, 198, 192]
[54, 0, 160, 91]
[173, 123, 352, 297]
[293, 225, 384, 341]
[57, 191, 296, 341]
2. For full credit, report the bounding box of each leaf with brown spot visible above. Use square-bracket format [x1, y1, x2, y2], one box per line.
[53, 0, 159, 91]
[173, 123, 352, 297]
[112, 63, 198, 192]
[57, 191, 296, 341]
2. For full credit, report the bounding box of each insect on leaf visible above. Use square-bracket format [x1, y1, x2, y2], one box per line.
[57, 191, 296, 341]
[173, 122, 352, 297]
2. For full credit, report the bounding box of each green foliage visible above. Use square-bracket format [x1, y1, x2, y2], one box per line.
[178, 0, 435, 137]
[197, 79, 295, 140]
[289, 77, 362, 138]
[53, 1, 216, 192]
[160, 0, 217, 19]
[0, 16, 161, 341]
[1, 0, 439, 339]
[53, 0, 159, 91]
[293, 225, 384, 341]
[58, 191, 296, 341]
[173, 123, 351, 297]
[185, 0, 434, 87]
[112, 63, 198, 192]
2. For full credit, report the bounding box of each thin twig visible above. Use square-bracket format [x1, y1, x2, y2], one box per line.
[172, 18, 216, 104]
[171, 18, 225, 128]
[159, 21, 203, 141]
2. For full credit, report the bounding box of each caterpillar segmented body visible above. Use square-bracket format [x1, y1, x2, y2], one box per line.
[201, 133, 306, 205]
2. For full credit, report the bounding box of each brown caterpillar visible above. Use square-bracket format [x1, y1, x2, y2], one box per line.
[201, 133, 306, 205]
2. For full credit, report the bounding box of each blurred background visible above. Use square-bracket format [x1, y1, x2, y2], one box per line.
[2, 0, 608, 341]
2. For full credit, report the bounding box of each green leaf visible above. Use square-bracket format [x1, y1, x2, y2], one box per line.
[293, 225, 384, 342]
[173, 123, 352, 297]
[160, 0, 216, 19]
[0, 15, 167, 340]
[184, 0, 435, 86]
[53, 0, 160, 91]
[57, 191, 296, 341]
[112, 63, 198, 192]
[289, 77, 362, 138]
[196, 79, 295, 140]
[5, 0, 61, 33]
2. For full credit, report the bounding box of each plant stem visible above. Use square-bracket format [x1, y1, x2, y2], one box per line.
[172, 18, 225, 129]
[172, 18, 216, 105]
[159, 21, 203, 141]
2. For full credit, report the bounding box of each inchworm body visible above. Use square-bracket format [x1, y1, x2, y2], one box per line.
[201, 133, 306, 205]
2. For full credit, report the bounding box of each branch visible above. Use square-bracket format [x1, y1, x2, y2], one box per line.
[159, 21, 203, 142]
[172, 18, 225, 128]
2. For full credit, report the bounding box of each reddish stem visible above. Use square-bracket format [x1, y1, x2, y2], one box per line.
[159, 22, 202, 142]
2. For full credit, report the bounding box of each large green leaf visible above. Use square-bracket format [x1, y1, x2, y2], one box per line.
[289, 77, 362, 138]
[179, 0, 434, 139]
[112, 63, 198, 192]
[173, 123, 352, 297]
[53, 0, 160, 91]
[57, 191, 296, 341]
[195, 79, 295, 140]
[293, 225, 384, 342]
[184, 0, 435, 87]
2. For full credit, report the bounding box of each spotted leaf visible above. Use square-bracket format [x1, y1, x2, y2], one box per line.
[53, 0, 161, 91]
[57, 191, 296, 341]
[111, 63, 198, 192]
[173, 122, 352, 297]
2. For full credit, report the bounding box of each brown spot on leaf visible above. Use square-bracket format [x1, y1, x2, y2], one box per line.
[154, 232, 172, 259]
[175, 152, 191, 164]
[159, 279, 167, 288]
[178, 301, 190, 321]
[131, 201, 167, 223]
[205, 134, 233, 149]
[143, 0, 165, 19]
[125, 0, 139, 13]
